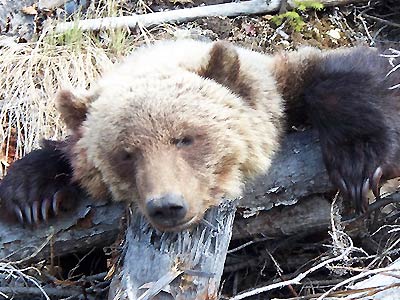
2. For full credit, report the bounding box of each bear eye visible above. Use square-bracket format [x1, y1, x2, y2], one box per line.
[122, 152, 133, 161]
[119, 150, 135, 162]
[172, 136, 194, 148]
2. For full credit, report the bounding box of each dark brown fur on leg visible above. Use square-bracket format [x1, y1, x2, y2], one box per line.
[0, 139, 81, 226]
[303, 47, 400, 212]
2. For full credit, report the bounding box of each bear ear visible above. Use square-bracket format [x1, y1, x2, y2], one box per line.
[199, 41, 251, 101]
[55, 90, 90, 131]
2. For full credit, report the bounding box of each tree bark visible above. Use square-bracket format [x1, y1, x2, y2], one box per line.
[0, 199, 125, 263]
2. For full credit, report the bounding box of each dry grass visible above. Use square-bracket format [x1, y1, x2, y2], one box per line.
[0, 0, 157, 176]
[0, 37, 113, 176]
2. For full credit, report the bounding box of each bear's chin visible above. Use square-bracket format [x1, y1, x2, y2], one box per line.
[149, 214, 201, 232]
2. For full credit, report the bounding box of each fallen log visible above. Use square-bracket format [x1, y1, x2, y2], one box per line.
[0, 199, 125, 263]
[55, 0, 370, 33]
[0, 131, 331, 263]
[233, 195, 331, 240]
[0, 130, 338, 299]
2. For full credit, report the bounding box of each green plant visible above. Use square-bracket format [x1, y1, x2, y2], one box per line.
[53, 22, 84, 48]
[271, 0, 324, 32]
[295, 0, 324, 11]
[44, 0, 133, 56]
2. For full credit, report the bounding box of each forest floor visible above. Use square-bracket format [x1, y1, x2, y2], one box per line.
[0, 0, 399, 299]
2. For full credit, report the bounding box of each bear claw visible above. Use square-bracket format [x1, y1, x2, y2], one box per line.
[331, 166, 384, 214]
[0, 141, 79, 227]
[23, 206, 32, 225]
[371, 166, 383, 200]
[361, 178, 370, 213]
[11, 194, 66, 226]
[32, 201, 40, 224]
[52, 192, 64, 216]
[14, 206, 24, 224]
[337, 177, 348, 199]
[41, 198, 51, 222]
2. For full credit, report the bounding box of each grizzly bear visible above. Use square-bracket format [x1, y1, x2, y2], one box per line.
[1, 40, 399, 231]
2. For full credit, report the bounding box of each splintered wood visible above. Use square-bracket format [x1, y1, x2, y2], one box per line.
[108, 200, 237, 300]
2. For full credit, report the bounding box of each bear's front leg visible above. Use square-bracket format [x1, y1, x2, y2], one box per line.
[303, 47, 400, 212]
[0, 140, 81, 226]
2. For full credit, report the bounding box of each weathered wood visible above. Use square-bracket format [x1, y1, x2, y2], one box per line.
[55, 0, 369, 33]
[242, 131, 333, 210]
[0, 199, 124, 263]
[343, 258, 400, 300]
[108, 201, 237, 300]
[0, 131, 332, 263]
[106, 195, 333, 300]
[233, 195, 332, 240]
[38, 0, 65, 10]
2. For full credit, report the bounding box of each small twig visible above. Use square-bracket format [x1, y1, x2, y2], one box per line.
[272, 283, 400, 299]
[50, 233, 55, 275]
[68, 247, 96, 280]
[343, 193, 400, 225]
[367, 196, 400, 213]
[357, 13, 374, 45]
[267, 249, 298, 297]
[230, 247, 354, 299]
[362, 13, 400, 28]
[2, 231, 54, 264]
[79, 272, 108, 283]
[227, 237, 270, 254]
[136, 268, 183, 300]
[0, 286, 84, 298]
[317, 267, 400, 299]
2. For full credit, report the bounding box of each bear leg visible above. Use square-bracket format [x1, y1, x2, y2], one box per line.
[0, 139, 80, 226]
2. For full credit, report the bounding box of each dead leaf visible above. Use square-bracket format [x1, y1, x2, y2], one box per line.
[242, 23, 257, 36]
[21, 6, 38, 15]
[327, 28, 341, 40]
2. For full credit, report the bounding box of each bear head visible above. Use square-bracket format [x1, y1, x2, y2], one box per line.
[55, 41, 277, 231]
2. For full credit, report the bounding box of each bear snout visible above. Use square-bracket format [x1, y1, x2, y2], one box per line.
[145, 193, 188, 229]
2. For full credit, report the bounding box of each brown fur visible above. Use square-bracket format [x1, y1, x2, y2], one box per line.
[54, 41, 388, 230]
[271, 47, 322, 127]
[1, 40, 396, 229]
[56, 90, 91, 132]
[197, 41, 256, 107]
[55, 40, 285, 230]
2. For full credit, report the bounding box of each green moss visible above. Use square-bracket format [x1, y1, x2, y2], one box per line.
[271, 0, 324, 32]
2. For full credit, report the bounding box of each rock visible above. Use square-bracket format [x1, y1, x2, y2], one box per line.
[38, 0, 66, 10]
[0, 0, 35, 40]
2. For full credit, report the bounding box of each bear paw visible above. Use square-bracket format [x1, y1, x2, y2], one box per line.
[0, 141, 79, 226]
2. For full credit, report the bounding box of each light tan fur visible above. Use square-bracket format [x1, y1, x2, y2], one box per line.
[56, 40, 321, 231]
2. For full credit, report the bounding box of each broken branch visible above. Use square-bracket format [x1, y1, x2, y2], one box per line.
[55, 0, 370, 33]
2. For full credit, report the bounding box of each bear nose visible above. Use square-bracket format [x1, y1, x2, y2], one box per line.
[146, 193, 188, 226]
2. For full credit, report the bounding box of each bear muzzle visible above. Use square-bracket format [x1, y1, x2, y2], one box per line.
[145, 193, 191, 230]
